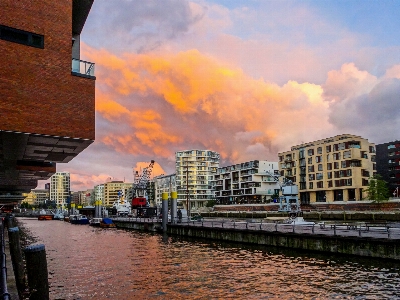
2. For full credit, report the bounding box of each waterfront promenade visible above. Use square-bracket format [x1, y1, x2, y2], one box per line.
[113, 216, 400, 260]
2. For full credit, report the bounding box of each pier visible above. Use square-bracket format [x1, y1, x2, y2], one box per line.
[113, 216, 400, 260]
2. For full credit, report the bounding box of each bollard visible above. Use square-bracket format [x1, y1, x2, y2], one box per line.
[171, 192, 177, 224]
[5, 215, 15, 229]
[24, 244, 49, 300]
[388, 228, 391, 239]
[161, 192, 168, 232]
[8, 227, 26, 299]
[334, 225, 336, 236]
[359, 226, 362, 237]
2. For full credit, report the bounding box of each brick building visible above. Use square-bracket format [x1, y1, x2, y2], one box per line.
[278, 134, 376, 203]
[376, 141, 400, 197]
[0, 0, 95, 203]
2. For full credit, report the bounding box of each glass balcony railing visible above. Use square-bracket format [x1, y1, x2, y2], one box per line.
[71, 58, 95, 77]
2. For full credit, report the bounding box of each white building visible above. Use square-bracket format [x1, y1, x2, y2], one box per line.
[153, 174, 176, 207]
[94, 184, 104, 204]
[214, 160, 280, 205]
[175, 150, 220, 211]
[50, 172, 70, 206]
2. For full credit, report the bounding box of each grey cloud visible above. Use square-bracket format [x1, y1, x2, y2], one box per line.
[83, 0, 205, 53]
[328, 78, 400, 143]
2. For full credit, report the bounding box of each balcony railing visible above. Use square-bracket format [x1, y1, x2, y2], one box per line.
[72, 58, 95, 77]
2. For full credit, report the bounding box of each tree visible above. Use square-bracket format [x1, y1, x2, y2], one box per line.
[205, 199, 216, 207]
[366, 174, 390, 203]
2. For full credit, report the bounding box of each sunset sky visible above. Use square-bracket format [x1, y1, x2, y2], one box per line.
[46, 0, 400, 191]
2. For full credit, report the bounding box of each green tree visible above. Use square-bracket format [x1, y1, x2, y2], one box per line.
[366, 174, 390, 202]
[205, 199, 216, 207]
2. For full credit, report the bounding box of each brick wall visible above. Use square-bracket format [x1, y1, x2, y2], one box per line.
[0, 0, 95, 140]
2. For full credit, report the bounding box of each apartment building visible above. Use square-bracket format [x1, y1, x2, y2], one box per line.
[376, 141, 400, 196]
[278, 134, 376, 203]
[175, 150, 220, 211]
[0, 0, 95, 203]
[153, 174, 176, 207]
[32, 189, 50, 206]
[50, 172, 70, 206]
[214, 160, 280, 205]
[103, 181, 133, 207]
[94, 184, 105, 204]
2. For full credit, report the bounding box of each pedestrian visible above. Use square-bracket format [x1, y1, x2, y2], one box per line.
[177, 209, 182, 223]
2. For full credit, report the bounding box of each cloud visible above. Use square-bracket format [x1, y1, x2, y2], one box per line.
[322, 63, 378, 103]
[83, 45, 334, 169]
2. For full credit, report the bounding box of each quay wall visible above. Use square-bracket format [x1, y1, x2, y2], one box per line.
[167, 225, 400, 260]
[113, 219, 160, 232]
[201, 211, 400, 221]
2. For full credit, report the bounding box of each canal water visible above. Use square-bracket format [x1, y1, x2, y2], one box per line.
[19, 218, 400, 300]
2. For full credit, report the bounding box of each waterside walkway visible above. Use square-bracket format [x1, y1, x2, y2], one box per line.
[113, 217, 400, 260]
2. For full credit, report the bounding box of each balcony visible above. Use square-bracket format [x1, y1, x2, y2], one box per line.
[72, 58, 95, 79]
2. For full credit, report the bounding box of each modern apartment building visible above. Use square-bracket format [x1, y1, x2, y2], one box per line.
[278, 134, 376, 203]
[50, 172, 71, 206]
[175, 150, 220, 211]
[214, 160, 280, 205]
[103, 181, 133, 207]
[0, 0, 95, 204]
[376, 141, 400, 196]
[94, 184, 105, 204]
[153, 174, 176, 207]
[31, 189, 50, 207]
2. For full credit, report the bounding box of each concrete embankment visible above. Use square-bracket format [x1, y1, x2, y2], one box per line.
[166, 224, 400, 261]
[113, 218, 400, 261]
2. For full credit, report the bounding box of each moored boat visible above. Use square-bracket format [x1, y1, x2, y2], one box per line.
[89, 217, 102, 227]
[69, 214, 90, 225]
[38, 209, 54, 221]
[100, 218, 116, 228]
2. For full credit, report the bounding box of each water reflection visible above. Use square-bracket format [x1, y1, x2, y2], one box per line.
[19, 218, 400, 299]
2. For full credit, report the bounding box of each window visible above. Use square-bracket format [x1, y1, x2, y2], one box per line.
[327, 172, 332, 179]
[318, 164, 323, 171]
[316, 173, 323, 180]
[334, 162, 339, 169]
[333, 153, 341, 160]
[315, 156, 322, 163]
[308, 149, 314, 156]
[0, 25, 44, 48]
[308, 157, 313, 164]
[327, 163, 332, 170]
[309, 174, 315, 181]
[308, 165, 314, 172]
[317, 147, 322, 154]
[309, 182, 313, 189]
[326, 145, 331, 153]
[317, 181, 323, 188]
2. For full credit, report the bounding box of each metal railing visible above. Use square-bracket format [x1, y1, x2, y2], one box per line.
[71, 58, 95, 77]
[0, 221, 10, 300]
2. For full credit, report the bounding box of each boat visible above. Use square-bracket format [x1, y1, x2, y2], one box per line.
[53, 209, 65, 220]
[38, 209, 53, 221]
[69, 214, 90, 225]
[100, 218, 116, 228]
[112, 190, 132, 216]
[89, 217, 102, 227]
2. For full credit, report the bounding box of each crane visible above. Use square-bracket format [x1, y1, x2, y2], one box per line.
[266, 171, 301, 213]
[126, 160, 155, 208]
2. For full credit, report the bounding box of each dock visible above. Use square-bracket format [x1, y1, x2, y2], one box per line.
[112, 216, 400, 261]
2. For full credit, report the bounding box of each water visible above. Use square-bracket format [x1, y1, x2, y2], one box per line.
[18, 218, 400, 300]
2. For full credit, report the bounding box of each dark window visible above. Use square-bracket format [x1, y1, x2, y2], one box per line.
[0, 25, 44, 48]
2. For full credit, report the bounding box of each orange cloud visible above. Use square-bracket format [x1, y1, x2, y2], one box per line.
[85, 45, 335, 164]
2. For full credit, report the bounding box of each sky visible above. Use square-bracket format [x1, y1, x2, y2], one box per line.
[41, 0, 400, 191]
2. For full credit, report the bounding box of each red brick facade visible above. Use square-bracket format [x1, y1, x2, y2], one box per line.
[0, 0, 95, 140]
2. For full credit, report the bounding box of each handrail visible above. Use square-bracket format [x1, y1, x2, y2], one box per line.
[0, 221, 10, 300]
